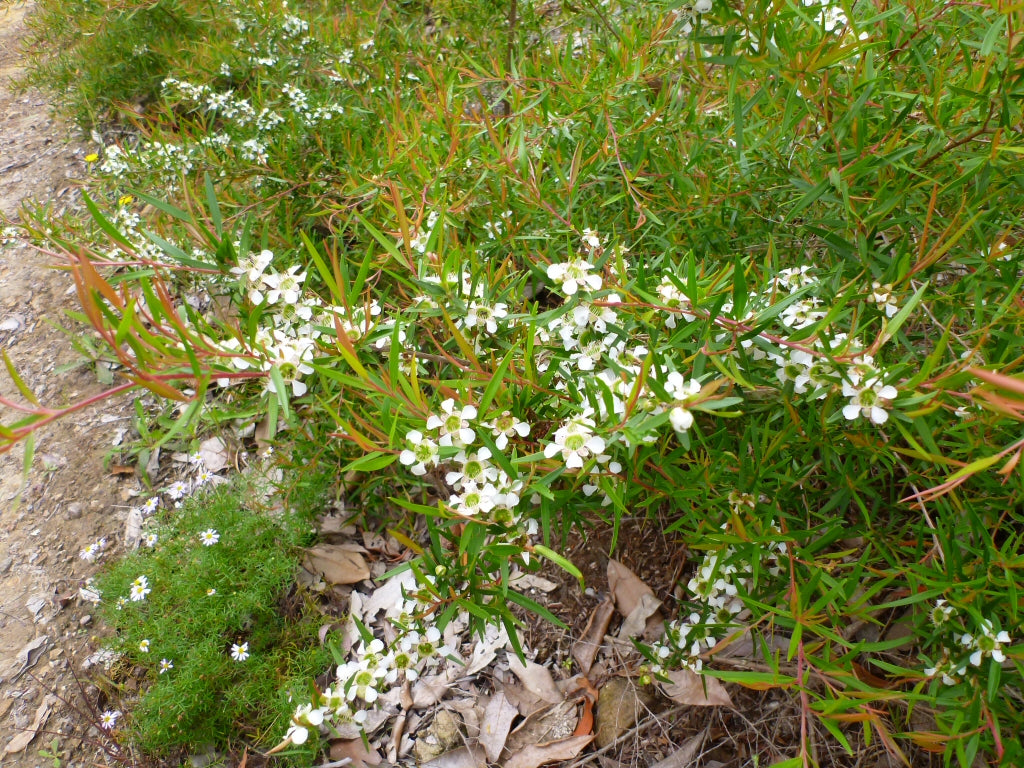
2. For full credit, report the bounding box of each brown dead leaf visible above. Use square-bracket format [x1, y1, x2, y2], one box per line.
[508, 655, 562, 704]
[302, 544, 369, 584]
[607, 560, 663, 638]
[510, 572, 559, 592]
[480, 691, 519, 762]
[501, 680, 549, 718]
[503, 734, 594, 768]
[573, 597, 614, 676]
[617, 592, 663, 640]
[607, 559, 652, 617]
[330, 737, 382, 767]
[505, 699, 578, 754]
[660, 669, 733, 707]
[422, 745, 487, 768]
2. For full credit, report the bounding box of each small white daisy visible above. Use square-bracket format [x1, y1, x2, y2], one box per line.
[199, 529, 220, 546]
[230, 642, 250, 662]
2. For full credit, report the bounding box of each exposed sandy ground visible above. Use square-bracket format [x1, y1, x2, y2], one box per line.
[0, 3, 140, 766]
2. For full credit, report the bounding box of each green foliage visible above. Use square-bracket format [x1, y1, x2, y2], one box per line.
[6, 0, 1024, 763]
[20, 0, 210, 126]
[96, 474, 331, 758]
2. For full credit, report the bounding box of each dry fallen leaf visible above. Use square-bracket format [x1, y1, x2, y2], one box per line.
[360, 569, 418, 622]
[508, 655, 562, 704]
[607, 559, 654, 617]
[302, 543, 369, 584]
[329, 737, 383, 768]
[505, 699, 578, 754]
[617, 592, 663, 640]
[660, 669, 733, 707]
[422, 744, 487, 768]
[572, 597, 615, 676]
[607, 560, 664, 638]
[503, 734, 594, 768]
[509, 572, 559, 592]
[480, 691, 519, 762]
[198, 436, 230, 473]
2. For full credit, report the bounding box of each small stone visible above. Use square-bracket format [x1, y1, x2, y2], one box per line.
[0, 557, 12, 575]
[66, 502, 83, 520]
[79, 615, 92, 627]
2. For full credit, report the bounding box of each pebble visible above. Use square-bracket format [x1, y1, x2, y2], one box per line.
[0, 556, 11, 575]
[79, 615, 92, 627]
[66, 502, 83, 519]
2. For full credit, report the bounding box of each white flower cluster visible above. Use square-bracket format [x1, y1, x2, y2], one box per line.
[285, 627, 451, 746]
[922, 600, 1014, 686]
[400, 398, 530, 524]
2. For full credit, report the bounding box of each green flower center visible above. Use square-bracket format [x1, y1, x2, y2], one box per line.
[564, 434, 586, 451]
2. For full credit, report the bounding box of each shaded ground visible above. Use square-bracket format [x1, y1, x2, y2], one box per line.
[0, 3, 139, 766]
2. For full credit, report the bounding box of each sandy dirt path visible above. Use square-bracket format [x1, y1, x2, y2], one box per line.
[1, 3, 139, 765]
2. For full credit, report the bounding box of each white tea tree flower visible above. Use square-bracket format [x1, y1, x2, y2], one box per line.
[664, 372, 702, 432]
[230, 250, 274, 302]
[261, 264, 307, 305]
[445, 447, 499, 490]
[285, 703, 327, 745]
[775, 349, 815, 394]
[543, 416, 606, 470]
[841, 377, 897, 425]
[867, 281, 900, 318]
[547, 259, 602, 295]
[484, 410, 531, 450]
[961, 619, 1012, 666]
[426, 398, 477, 447]
[448, 481, 499, 518]
[265, 336, 316, 397]
[399, 430, 440, 476]
[461, 301, 509, 334]
[780, 297, 826, 329]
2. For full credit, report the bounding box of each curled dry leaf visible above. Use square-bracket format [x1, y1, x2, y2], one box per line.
[617, 592, 663, 640]
[302, 543, 370, 585]
[607, 559, 653, 616]
[607, 559, 663, 638]
[660, 669, 733, 708]
[503, 734, 594, 768]
[572, 597, 615, 676]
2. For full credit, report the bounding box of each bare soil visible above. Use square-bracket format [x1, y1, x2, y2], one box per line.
[1, 3, 140, 766]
